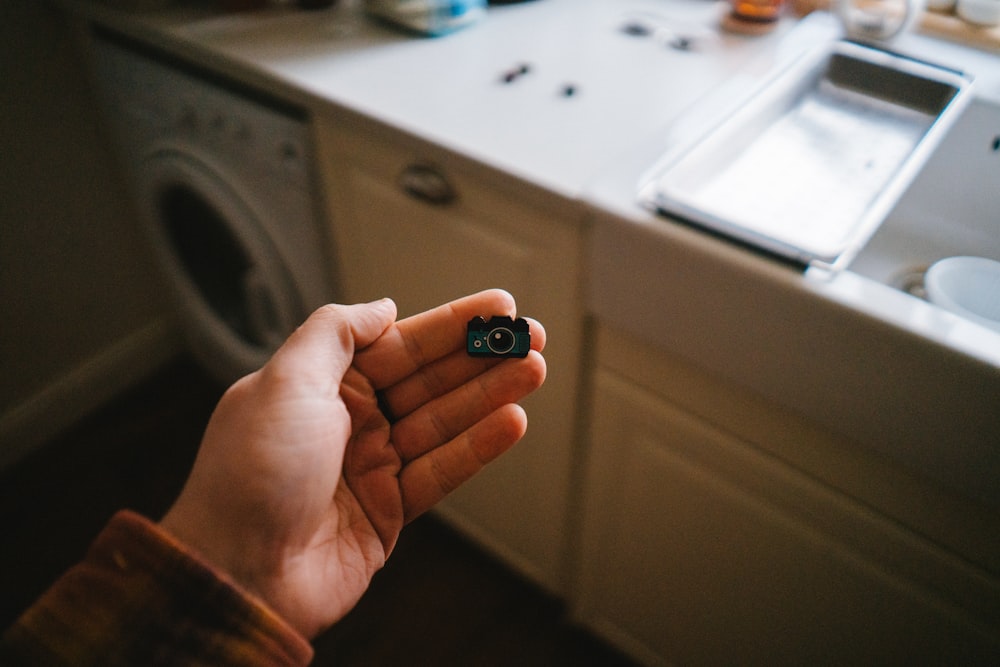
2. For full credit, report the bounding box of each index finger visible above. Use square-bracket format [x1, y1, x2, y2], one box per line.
[353, 289, 518, 390]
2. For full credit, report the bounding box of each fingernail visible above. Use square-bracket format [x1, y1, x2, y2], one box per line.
[372, 297, 396, 314]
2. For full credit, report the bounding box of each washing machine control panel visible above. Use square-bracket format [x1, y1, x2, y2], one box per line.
[92, 36, 308, 186]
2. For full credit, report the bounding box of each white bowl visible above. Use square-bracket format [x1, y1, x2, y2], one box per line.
[957, 0, 1000, 26]
[925, 256, 1000, 332]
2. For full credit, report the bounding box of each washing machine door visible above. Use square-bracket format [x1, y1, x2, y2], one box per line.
[138, 149, 305, 382]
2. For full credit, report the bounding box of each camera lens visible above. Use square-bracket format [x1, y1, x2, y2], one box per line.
[487, 327, 516, 354]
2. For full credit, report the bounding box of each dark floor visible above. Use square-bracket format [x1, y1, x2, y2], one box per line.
[0, 357, 636, 666]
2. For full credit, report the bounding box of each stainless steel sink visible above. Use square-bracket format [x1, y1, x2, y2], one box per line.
[640, 39, 974, 272]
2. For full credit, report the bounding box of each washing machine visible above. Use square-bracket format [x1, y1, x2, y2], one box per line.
[88, 30, 337, 383]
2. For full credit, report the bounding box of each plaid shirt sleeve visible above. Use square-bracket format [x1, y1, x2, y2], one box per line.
[0, 510, 314, 667]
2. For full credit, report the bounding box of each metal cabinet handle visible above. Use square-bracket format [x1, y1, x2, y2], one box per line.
[398, 163, 457, 206]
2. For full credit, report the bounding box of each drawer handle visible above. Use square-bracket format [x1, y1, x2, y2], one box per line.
[398, 164, 457, 206]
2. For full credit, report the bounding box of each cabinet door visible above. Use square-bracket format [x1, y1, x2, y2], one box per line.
[316, 118, 583, 592]
[577, 370, 1000, 665]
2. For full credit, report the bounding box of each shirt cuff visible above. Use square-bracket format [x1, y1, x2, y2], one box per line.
[2, 510, 314, 667]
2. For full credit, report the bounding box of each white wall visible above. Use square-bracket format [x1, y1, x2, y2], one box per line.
[0, 2, 177, 467]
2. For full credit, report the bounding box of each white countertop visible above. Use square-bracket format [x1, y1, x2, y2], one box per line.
[65, 0, 999, 210]
[70, 0, 819, 198]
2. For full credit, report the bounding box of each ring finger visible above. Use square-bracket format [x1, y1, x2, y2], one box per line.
[389, 350, 546, 463]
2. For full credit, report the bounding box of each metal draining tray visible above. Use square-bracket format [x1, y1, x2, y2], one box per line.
[640, 40, 973, 271]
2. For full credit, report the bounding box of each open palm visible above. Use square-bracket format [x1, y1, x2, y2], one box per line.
[160, 290, 546, 639]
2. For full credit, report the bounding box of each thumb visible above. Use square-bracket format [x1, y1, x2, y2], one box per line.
[264, 299, 398, 388]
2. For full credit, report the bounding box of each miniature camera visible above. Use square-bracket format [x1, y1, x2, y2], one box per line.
[467, 315, 531, 358]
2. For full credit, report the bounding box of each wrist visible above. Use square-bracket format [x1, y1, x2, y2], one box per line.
[159, 504, 273, 605]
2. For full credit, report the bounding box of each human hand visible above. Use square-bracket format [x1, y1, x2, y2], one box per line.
[159, 290, 546, 639]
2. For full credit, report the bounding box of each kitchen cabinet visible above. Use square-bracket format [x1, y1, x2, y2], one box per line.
[314, 109, 586, 593]
[575, 324, 1000, 665]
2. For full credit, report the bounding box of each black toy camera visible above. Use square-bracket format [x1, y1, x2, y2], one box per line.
[467, 315, 531, 358]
